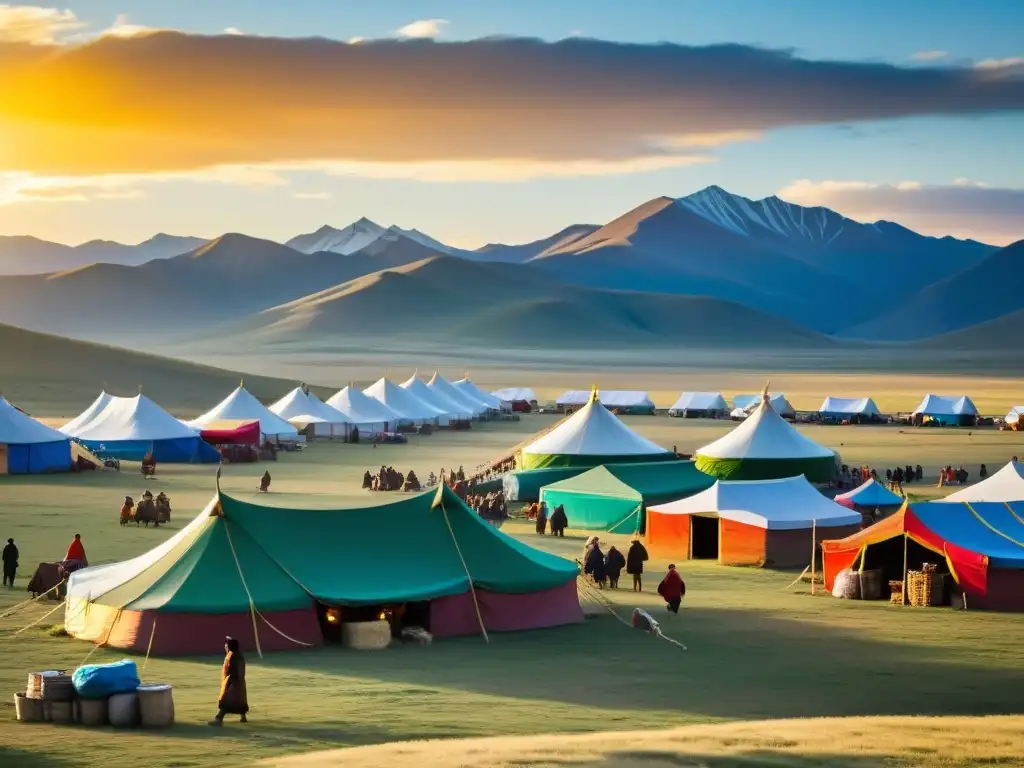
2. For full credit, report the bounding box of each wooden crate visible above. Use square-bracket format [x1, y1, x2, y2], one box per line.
[908, 570, 945, 607]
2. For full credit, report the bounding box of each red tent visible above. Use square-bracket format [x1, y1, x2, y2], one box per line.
[199, 420, 260, 445]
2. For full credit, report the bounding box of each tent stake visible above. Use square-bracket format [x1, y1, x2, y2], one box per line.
[810, 519, 817, 595]
[902, 532, 909, 606]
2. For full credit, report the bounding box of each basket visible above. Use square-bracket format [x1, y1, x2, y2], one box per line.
[342, 620, 392, 650]
[78, 697, 109, 727]
[889, 580, 904, 605]
[858, 568, 883, 600]
[26, 670, 63, 699]
[46, 701, 76, 724]
[908, 570, 945, 607]
[831, 568, 860, 599]
[108, 691, 140, 728]
[14, 693, 45, 722]
[41, 674, 74, 702]
[137, 684, 174, 728]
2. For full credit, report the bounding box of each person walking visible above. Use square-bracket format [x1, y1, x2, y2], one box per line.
[210, 637, 248, 726]
[626, 538, 649, 592]
[604, 546, 625, 589]
[657, 564, 686, 613]
[2, 538, 18, 588]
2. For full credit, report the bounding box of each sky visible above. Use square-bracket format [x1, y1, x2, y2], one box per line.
[0, 1, 1022, 247]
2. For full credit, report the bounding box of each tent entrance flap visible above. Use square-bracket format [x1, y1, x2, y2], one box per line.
[691, 516, 719, 560]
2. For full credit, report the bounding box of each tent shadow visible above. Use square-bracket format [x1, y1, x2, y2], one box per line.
[255, 605, 1024, 720]
[572, 750, 924, 768]
[0, 746, 78, 767]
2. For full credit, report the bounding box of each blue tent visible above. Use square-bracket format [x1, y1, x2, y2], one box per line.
[834, 478, 903, 510]
[0, 398, 72, 475]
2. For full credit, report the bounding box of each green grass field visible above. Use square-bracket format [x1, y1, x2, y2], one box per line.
[2, 416, 1023, 767]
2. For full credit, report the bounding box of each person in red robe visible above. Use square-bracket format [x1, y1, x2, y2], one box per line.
[65, 534, 87, 566]
[657, 564, 685, 613]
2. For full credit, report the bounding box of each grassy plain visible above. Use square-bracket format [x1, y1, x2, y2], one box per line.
[1, 416, 1023, 767]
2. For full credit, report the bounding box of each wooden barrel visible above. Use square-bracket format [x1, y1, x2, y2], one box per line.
[137, 684, 174, 728]
[108, 692, 140, 728]
[46, 701, 75, 724]
[859, 568, 883, 600]
[78, 697, 109, 727]
[41, 674, 74, 702]
[14, 693, 45, 722]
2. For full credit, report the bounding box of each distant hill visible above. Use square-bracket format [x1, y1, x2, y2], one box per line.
[0, 321, 302, 417]
[845, 240, 1024, 340]
[0, 234, 206, 275]
[472, 224, 600, 263]
[286, 218, 454, 255]
[199, 255, 832, 352]
[916, 307, 1024, 350]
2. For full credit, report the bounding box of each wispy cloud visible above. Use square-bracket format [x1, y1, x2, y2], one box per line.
[395, 19, 447, 39]
[0, 3, 85, 44]
[912, 50, 947, 61]
[778, 179, 1024, 245]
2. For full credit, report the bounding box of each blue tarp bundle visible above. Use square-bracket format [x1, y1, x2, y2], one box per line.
[73, 659, 140, 699]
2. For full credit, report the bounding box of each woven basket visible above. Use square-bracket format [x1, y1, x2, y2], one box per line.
[78, 697, 108, 727]
[858, 568, 883, 600]
[889, 580, 905, 605]
[46, 701, 76, 725]
[14, 693, 45, 722]
[137, 684, 174, 728]
[108, 691, 140, 728]
[26, 670, 63, 700]
[908, 570, 945, 607]
[342, 620, 392, 650]
[41, 674, 74, 702]
[831, 568, 861, 599]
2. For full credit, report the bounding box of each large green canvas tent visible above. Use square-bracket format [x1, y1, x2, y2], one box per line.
[539, 461, 714, 533]
[695, 391, 836, 482]
[519, 390, 674, 470]
[66, 484, 582, 655]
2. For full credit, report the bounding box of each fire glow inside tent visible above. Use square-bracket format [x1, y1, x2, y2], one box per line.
[65, 483, 583, 655]
[0, 397, 72, 474]
[647, 476, 861, 567]
[821, 500, 1024, 611]
[519, 391, 674, 470]
[668, 392, 728, 418]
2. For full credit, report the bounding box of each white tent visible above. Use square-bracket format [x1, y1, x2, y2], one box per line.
[520, 392, 672, 469]
[189, 386, 300, 442]
[1005, 406, 1024, 426]
[270, 388, 349, 438]
[363, 377, 444, 425]
[734, 392, 789, 411]
[556, 390, 655, 411]
[401, 374, 470, 422]
[649, 476, 861, 530]
[492, 387, 537, 404]
[668, 392, 728, 416]
[912, 394, 978, 417]
[454, 377, 507, 411]
[60, 391, 114, 436]
[0, 398, 72, 474]
[0, 398, 68, 445]
[818, 397, 881, 417]
[428, 373, 487, 416]
[325, 386, 399, 433]
[66, 394, 199, 442]
[939, 461, 1024, 503]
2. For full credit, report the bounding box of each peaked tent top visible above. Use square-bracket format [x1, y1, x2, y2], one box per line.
[834, 477, 904, 508]
[428, 372, 487, 415]
[363, 377, 446, 421]
[698, 393, 834, 460]
[401, 373, 471, 418]
[60, 391, 113, 435]
[189, 386, 299, 437]
[0, 397, 69, 444]
[648, 475, 860, 530]
[818, 397, 881, 416]
[62, 394, 198, 441]
[325, 385, 399, 425]
[270, 388, 347, 424]
[939, 461, 1024, 503]
[454, 377, 504, 410]
[492, 387, 537, 403]
[669, 392, 728, 412]
[912, 394, 978, 416]
[522, 395, 670, 459]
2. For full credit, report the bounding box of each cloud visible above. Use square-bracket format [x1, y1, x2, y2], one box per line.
[224, 27, 244, 36]
[395, 19, 447, 39]
[0, 4, 85, 44]
[778, 179, 1024, 246]
[975, 56, 1024, 69]
[912, 50, 947, 61]
[97, 14, 160, 39]
[0, 34, 1023, 180]
[292, 191, 332, 200]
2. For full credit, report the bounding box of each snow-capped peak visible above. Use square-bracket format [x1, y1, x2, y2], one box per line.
[286, 218, 388, 254]
[387, 226, 452, 253]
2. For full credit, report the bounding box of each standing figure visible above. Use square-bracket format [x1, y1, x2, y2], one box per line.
[585, 541, 607, 588]
[259, 471, 271, 493]
[535, 502, 548, 535]
[657, 564, 686, 613]
[65, 534, 87, 567]
[210, 637, 249, 726]
[626, 538, 649, 592]
[2, 538, 17, 588]
[549, 504, 568, 537]
[604, 546, 625, 589]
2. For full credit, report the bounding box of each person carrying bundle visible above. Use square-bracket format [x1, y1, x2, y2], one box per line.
[259, 471, 271, 493]
[657, 564, 685, 613]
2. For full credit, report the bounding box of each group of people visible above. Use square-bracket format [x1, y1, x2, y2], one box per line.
[469, 458, 515, 485]
[363, 466, 421, 492]
[582, 538, 649, 590]
[937, 465, 973, 486]
[119, 490, 171, 525]
[883, 465, 923, 493]
[466, 490, 508, 521]
[530, 501, 568, 537]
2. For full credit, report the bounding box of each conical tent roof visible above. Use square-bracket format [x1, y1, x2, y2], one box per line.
[326, 385, 399, 426]
[189, 386, 299, 439]
[63, 394, 199, 441]
[493, 387, 536, 403]
[401, 373, 471, 418]
[696, 392, 835, 482]
[940, 461, 1024, 503]
[669, 392, 728, 413]
[835, 477, 904, 508]
[270, 388, 346, 425]
[912, 394, 978, 416]
[0, 397, 69, 444]
[428, 372, 487, 415]
[520, 392, 673, 469]
[60, 391, 113, 435]
[454, 377, 505, 410]
[363, 377, 444, 422]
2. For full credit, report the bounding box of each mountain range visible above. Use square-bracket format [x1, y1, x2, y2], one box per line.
[0, 186, 1017, 350]
[0, 234, 207, 276]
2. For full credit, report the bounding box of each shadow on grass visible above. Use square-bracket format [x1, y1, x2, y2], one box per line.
[255, 605, 1024, 720]
[0, 746, 77, 767]
[572, 751, 920, 768]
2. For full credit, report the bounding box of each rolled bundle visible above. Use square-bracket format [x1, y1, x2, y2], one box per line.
[14, 693, 45, 722]
[831, 568, 861, 599]
[137, 684, 174, 728]
[78, 697, 108, 727]
[108, 691, 140, 728]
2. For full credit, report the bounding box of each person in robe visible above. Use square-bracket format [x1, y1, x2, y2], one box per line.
[549, 504, 568, 537]
[657, 564, 685, 613]
[585, 541, 607, 588]
[604, 546, 625, 589]
[582, 536, 599, 564]
[120, 496, 134, 525]
[2, 538, 18, 588]
[362, 470, 373, 489]
[626, 539, 649, 592]
[457, 466, 465, 481]
[535, 502, 548, 535]
[980, 464, 988, 479]
[65, 534, 87, 566]
[405, 470, 421, 492]
[259, 471, 271, 492]
[141, 452, 156, 476]
[210, 637, 248, 726]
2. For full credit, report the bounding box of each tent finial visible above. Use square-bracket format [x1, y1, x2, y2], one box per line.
[239, 378, 244, 388]
[138, 384, 143, 395]
[589, 385, 599, 404]
[761, 380, 771, 404]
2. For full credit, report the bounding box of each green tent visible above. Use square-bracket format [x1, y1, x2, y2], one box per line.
[539, 461, 714, 533]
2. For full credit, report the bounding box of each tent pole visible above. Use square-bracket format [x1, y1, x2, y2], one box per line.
[811, 519, 817, 595]
[440, 503, 489, 644]
[902, 533, 909, 607]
